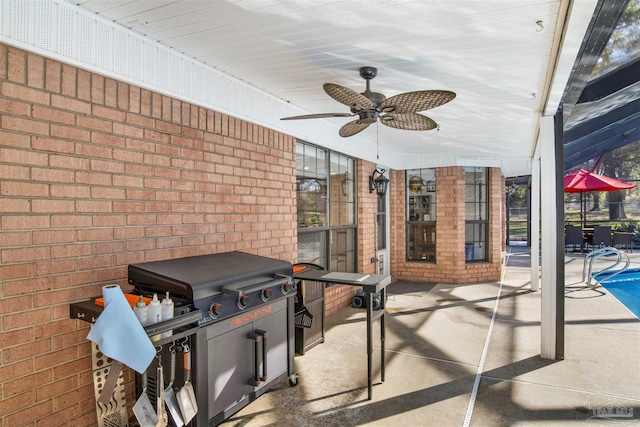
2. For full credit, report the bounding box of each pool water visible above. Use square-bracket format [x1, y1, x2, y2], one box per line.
[595, 268, 640, 319]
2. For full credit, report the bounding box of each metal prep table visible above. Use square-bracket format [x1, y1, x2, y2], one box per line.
[292, 270, 391, 400]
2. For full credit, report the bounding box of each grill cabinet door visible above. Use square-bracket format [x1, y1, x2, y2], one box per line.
[208, 323, 254, 419]
[207, 304, 289, 419]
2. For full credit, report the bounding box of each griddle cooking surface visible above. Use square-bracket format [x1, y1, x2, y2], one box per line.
[128, 251, 292, 301]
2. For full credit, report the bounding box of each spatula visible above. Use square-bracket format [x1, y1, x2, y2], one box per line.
[164, 346, 184, 427]
[177, 342, 198, 424]
[133, 371, 157, 427]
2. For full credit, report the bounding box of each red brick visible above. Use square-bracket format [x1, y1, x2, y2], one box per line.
[0, 197, 30, 212]
[49, 154, 90, 170]
[2, 76, 50, 105]
[91, 73, 104, 104]
[0, 97, 30, 117]
[32, 229, 76, 245]
[50, 243, 91, 259]
[0, 262, 31, 280]
[92, 105, 125, 122]
[92, 214, 125, 227]
[50, 184, 90, 198]
[117, 81, 129, 109]
[34, 288, 78, 308]
[77, 228, 113, 241]
[0, 130, 30, 149]
[75, 171, 111, 186]
[0, 180, 48, 197]
[61, 63, 77, 96]
[50, 124, 90, 142]
[0, 296, 33, 317]
[31, 136, 75, 154]
[39, 405, 81, 427]
[50, 215, 91, 228]
[3, 339, 51, 364]
[77, 68, 91, 101]
[91, 131, 125, 148]
[0, 147, 48, 166]
[33, 320, 76, 342]
[51, 94, 91, 114]
[2, 246, 49, 263]
[2, 114, 49, 135]
[126, 111, 155, 128]
[3, 276, 51, 297]
[0, 352, 34, 382]
[33, 259, 76, 276]
[113, 174, 144, 188]
[35, 374, 76, 407]
[113, 147, 144, 163]
[90, 158, 124, 174]
[51, 271, 92, 290]
[7, 47, 26, 83]
[3, 308, 51, 332]
[32, 199, 75, 213]
[31, 167, 75, 183]
[53, 357, 91, 381]
[0, 391, 34, 419]
[2, 215, 49, 230]
[5, 398, 53, 425]
[91, 240, 125, 255]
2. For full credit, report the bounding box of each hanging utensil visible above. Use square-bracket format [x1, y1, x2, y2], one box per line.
[133, 371, 157, 427]
[177, 341, 198, 423]
[164, 344, 184, 427]
[155, 355, 168, 427]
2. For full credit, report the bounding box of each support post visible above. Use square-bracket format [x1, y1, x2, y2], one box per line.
[531, 158, 540, 292]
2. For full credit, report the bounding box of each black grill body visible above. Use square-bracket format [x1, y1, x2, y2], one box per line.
[128, 251, 297, 426]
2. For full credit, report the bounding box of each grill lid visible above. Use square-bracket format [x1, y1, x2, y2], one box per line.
[128, 251, 293, 301]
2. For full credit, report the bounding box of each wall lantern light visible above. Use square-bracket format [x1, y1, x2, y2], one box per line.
[369, 169, 389, 197]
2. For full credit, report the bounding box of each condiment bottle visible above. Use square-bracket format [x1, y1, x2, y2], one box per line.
[147, 293, 162, 342]
[160, 292, 174, 339]
[133, 295, 148, 325]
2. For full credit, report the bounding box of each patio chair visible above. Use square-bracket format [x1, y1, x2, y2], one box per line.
[612, 231, 633, 253]
[564, 225, 583, 253]
[586, 225, 611, 251]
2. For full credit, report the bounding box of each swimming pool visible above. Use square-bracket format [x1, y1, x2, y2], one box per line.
[595, 267, 640, 319]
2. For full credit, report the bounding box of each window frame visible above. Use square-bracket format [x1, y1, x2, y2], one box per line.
[405, 168, 437, 263]
[464, 166, 489, 262]
[296, 141, 358, 272]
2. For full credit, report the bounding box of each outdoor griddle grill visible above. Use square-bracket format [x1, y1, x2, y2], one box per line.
[293, 269, 391, 400]
[127, 251, 298, 426]
[72, 251, 298, 427]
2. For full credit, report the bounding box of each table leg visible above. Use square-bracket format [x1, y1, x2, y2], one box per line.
[380, 287, 385, 383]
[366, 290, 373, 401]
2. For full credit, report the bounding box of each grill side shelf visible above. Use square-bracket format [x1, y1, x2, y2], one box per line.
[69, 299, 202, 342]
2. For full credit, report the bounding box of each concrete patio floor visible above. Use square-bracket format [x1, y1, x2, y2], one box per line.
[223, 246, 640, 426]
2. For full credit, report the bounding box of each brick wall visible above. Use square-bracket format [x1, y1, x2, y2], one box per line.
[0, 44, 297, 426]
[390, 166, 504, 284]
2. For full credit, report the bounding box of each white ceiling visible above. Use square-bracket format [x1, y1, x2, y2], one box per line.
[48, 1, 590, 175]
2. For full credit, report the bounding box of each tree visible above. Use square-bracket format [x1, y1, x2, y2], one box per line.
[599, 141, 640, 220]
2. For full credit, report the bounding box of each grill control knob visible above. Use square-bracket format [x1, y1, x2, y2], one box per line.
[209, 302, 223, 318]
[237, 295, 250, 309]
[261, 287, 272, 301]
[281, 280, 294, 294]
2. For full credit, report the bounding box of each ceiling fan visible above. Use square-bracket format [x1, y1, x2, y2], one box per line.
[281, 67, 456, 137]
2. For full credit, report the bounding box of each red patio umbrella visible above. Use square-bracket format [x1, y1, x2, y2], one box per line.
[564, 169, 636, 228]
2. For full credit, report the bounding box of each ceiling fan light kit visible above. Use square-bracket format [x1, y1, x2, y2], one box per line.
[282, 67, 455, 137]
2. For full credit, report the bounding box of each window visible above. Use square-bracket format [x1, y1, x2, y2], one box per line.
[296, 141, 357, 271]
[406, 169, 436, 262]
[465, 167, 488, 262]
[377, 194, 386, 251]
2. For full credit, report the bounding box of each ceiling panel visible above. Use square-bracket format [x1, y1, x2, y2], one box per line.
[72, 0, 567, 174]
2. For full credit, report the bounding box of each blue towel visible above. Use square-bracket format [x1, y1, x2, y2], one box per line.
[87, 285, 155, 374]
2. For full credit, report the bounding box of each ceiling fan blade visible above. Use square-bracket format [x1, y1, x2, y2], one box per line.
[281, 112, 354, 120]
[339, 120, 371, 137]
[379, 90, 456, 114]
[380, 113, 438, 130]
[324, 83, 374, 110]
